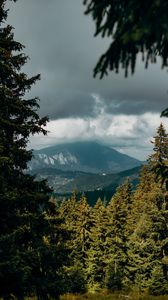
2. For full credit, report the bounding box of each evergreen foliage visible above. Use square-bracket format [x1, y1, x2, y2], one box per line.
[0, 1, 69, 299]
[59, 193, 89, 294]
[3, 0, 168, 298]
[106, 180, 132, 290]
[58, 124, 168, 296]
[83, 0, 168, 79]
[149, 123, 168, 187]
[86, 198, 109, 291]
[83, 1, 168, 117]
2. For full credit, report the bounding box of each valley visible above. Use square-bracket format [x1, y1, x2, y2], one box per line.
[29, 141, 142, 199]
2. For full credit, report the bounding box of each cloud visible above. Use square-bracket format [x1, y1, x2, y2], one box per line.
[6, 0, 168, 160]
[7, 0, 168, 120]
[29, 110, 168, 160]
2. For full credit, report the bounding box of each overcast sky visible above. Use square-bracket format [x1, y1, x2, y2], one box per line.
[7, 0, 168, 160]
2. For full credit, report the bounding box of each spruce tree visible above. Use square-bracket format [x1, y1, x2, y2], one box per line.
[149, 123, 168, 188]
[106, 180, 132, 290]
[0, 1, 68, 299]
[127, 125, 168, 293]
[73, 195, 92, 271]
[86, 198, 109, 291]
[127, 166, 165, 293]
[59, 194, 89, 294]
[148, 124, 168, 291]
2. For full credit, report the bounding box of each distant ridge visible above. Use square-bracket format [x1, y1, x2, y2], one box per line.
[29, 141, 142, 174]
[29, 165, 141, 195]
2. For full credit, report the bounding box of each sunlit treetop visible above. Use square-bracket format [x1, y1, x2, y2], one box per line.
[84, 0, 168, 79]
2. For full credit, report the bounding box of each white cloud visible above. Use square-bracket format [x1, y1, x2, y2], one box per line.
[47, 118, 90, 139]
[29, 111, 168, 161]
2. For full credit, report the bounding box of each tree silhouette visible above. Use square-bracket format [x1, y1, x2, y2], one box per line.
[0, 1, 68, 299]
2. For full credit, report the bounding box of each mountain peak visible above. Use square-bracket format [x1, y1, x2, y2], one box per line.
[30, 140, 141, 174]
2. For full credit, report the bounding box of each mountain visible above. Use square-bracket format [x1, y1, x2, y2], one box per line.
[28, 141, 142, 205]
[30, 166, 141, 194]
[29, 141, 142, 174]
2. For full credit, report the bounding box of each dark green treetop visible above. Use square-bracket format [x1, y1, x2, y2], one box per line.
[84, 0, 168, 79]
[106, 180, 132, 290]
[0, 1, 68, 299]
[86, 198, 109, 291]
[127, 166, 168, 293]
[148, 123, 168, 187]
[84, 0, 168, 116]
[126, 127, 168, 293]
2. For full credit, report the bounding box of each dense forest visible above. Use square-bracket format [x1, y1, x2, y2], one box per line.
[1, 0, 168, 299]
[54, 123, 168, 296]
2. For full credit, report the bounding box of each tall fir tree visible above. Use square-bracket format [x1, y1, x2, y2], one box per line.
[86, 198, 109, 291]
[127, 125, 168, 294]
[0, 1, 68, 299]
[106, 180, 132, 290]
[127, 170, 164, 292]
[149, 123, 168, 188]
[59, 193, 90, 294]
[73, 195, 92, 271]
[148, 124, 168, 292]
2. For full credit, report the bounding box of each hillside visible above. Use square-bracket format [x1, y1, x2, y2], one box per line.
[29, 141, 142, 174]
[30, 165, 141, 195]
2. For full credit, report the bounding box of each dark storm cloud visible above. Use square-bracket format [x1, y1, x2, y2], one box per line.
[7, 0, 168, 119]
[37, 91, 97, 119]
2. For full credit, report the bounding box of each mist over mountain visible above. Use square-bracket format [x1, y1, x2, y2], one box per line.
[29, 141, 142, 174]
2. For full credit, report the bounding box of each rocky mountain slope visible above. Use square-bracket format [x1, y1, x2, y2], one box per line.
[29, 141, 142, 174]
